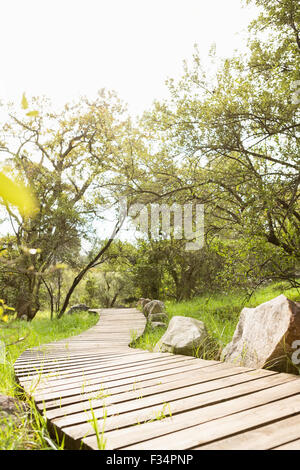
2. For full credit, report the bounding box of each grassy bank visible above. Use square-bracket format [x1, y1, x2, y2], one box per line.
[0, 311, 99, 450]
[132, 282, 300, 359]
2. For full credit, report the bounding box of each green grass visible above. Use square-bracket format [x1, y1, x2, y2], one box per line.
[131, 324, 167, 352]
[0, 310, 99, 450]
[132, 282, 300, 360]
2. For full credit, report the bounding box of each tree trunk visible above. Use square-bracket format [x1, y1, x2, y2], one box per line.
[56, 270, 61, 314]
[42, 277, 54, 320]
[57, 214, 125, 319]
[110, 292, 118, 307]
[16, 278, 41, 321]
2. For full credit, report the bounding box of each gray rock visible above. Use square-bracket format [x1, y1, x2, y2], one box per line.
[0, 394, 28, 417]
[148, 312, 169, 323]
[66, 303, 89, 315]
[150, 322, 167, 330]
[154, 315, 209, 356]
[222, 295, 300, 371]
[144, 300, 165, 318]
[141, 299, 152, 316]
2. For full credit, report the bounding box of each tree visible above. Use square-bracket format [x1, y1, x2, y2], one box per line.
[141, 0, 300, 287]
[57, 218, 126, 318]
[0, 90, 136, 319]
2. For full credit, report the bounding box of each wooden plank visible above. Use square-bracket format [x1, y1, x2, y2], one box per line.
[273, 438, 300, 450]
[82, 377, 300, 449]
[14, 351, 128, 364]
[16, 352, 177, 380]
[121, 390, 300, 450]
[19, 357, 197, 396]
[29, 356, 201, 401]
[198, 413, 300, 449]
[23, 356, 196, 393]
[40, 362, 246, 410]
[14, 350, 140, 368]
[14, 307, 300, 451]
[67, 373, 297, 445]
[45, 366, 272, 420]
[15, 354, 155, 377]
[21, 358, 204, 403]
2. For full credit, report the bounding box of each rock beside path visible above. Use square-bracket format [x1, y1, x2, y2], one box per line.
[0, 394, 28, 417]
[144, 300, 165, 318]
[66, 304, 89, 315]
[154, 316, 209, 356]
[222, 294, 300, 371]
[139, 298, 151, 312]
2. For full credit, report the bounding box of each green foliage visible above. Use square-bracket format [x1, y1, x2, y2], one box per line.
[133, 281, 300, 358]
[0, 91, 139, 319]
[88, 404, 107, 450]
[130, 322, 167, 352]
[140, 0, 300, 288]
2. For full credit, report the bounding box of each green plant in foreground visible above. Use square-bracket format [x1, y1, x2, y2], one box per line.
[91, 384, 111, 400]
[129, 329, 139, 345]
[28, 398, 65, 450]
[0, 393, 65, 450]
[88, 403, 107, 450]
[146, 402, 172, 424]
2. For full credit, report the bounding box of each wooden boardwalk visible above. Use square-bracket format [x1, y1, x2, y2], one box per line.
[14, 308, 300, 450]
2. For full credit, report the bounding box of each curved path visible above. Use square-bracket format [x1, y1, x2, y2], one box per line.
[14, 308, 300, 450]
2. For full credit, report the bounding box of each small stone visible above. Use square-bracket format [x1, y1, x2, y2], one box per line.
[66, 304, 89, 315]
[150, 322, 167, 330]
[148, 312, 169, 323]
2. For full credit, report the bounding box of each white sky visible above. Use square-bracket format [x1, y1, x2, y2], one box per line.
[0, 0, 257, 117]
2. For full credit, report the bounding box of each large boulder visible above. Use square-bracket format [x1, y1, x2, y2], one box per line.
[154, 316, 209, 356]
[66, 303, 89, 315]
[222, 295, 300, 371]
[148, 312, 169, 323]
[144, 300, 165, 318]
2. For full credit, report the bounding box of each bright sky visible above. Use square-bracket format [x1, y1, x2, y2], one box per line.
[0, 0, 258, 243]
[0, 0, 257, 117]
